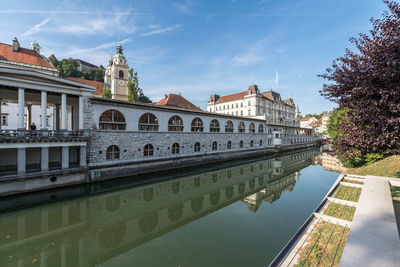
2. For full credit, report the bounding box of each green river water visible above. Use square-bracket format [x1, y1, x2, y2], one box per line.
[0, 149, 338, 267]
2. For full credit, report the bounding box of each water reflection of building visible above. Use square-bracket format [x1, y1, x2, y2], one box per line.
[0, 150, 318, 267]
[317, 152, 347, 173]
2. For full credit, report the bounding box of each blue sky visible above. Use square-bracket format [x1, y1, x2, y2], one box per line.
[0, 0, 388, 114]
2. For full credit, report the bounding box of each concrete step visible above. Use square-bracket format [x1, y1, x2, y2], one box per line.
[314, 212, 352, 227]
[340, 181, 363, 189]
[327, 197, 358, 207]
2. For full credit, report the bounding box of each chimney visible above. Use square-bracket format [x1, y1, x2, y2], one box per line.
[12, 37, 20, 52]
[164, 94, 168, 98]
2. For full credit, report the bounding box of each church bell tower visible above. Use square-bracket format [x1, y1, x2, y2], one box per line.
[104, 37, 129, 100]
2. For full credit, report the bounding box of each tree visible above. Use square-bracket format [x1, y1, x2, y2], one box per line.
[57, 59, 82, 78]
[83, 67, 104, 82]
[49, 55, 59, 68]
[327, 108, 348, 141]
[139, 95, 152, 103]
[127, 68, 139, 102]
[101, 84, 112, 99]
[319, 0, 400, 159]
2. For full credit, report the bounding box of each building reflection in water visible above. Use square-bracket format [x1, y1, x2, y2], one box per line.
[0, 149, 318, 267]
[315, 152, 347, 173]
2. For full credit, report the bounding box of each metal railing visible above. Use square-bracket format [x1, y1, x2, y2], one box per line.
[0, 129, 88, 142]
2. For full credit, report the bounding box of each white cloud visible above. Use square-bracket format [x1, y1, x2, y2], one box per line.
[21, 18, 50, 36]
[275, 70, 279, 87]
[172, 3, 189, 13]
[141, 25, 181, 37]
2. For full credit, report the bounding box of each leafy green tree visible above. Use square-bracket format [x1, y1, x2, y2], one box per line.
[49, 55, 59, 68]
[327, 108, 348, 141]
[83, 67, 104, 82]
[101, 84, 112, 99]
[139, 95, 152, 103]
[127, 68, 139, 102]
[57, 59, 82, 78]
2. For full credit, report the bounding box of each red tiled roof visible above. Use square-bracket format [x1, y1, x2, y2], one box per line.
[155, 93, 203, 111]
[66, 77, 104, 94]
[301, 117, 312, 121]
[0, 43, 55, 69]
[310, 120, 322, 127]
[216, 91, 248, 103]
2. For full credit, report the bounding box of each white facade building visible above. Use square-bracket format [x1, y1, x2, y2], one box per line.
[207, 85, 301, 127]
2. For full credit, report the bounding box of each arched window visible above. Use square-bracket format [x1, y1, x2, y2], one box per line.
[106, 145, 120, 160]
[238, 122, 245, 133]
[194, 142, 201, 152]
[212, 141, 218, 151]
[259, 140, 263, 146]
[138, 213, 158, 234]
[172, 143, 180, 154]
[191, 197, 203, 213]
[239, 140, 244, 148]
[99, 109, 126, 130]
[168, 116, 184, 131]
[258, 124, 264, 133]
[139, 113, 159, 131]
[249, 123, 255, 133]
[225, 186, 234, 199]
[168, 203, 184, 222]
[250, 140, 254, 147]
[227, 141, 232, 149]
[210, 190, 220, 206]
[144, 144, 154, 156]
[210, 119, 220, 132]
[225, 120, 234, 132]
[119, 70, 124, 79]
[191, 118, 203, 132]
[238, 182, 245, 194]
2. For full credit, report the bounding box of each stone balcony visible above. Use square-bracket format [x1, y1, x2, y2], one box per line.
[0, 129, 89, 143]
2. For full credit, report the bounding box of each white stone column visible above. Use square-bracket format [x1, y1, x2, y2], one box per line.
[41, 208, 48, 232]
[17, 213, 25, 239]
[62, 204, 69, 226]
[40, 251, 47, 267]
[41, 91, 47, 130]
[41, 147, 49, 172]
[62, 146, 69, 169]
[61, 93, 67, 130]
[61, 244, 67, 267]
[18, 88, 25, 130]
[78, 238, 84, 267]
[17, 147, 26, 176]
[80, 145, 86, 167]
[79, 96, 84, 130]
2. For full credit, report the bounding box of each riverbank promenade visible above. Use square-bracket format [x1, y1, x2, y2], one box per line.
[340, 175, 400, 267]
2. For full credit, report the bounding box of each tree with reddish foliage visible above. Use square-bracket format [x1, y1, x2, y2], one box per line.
[319, 0, 400, 163]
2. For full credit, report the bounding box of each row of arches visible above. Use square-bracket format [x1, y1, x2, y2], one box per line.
[99, 110, 265, 133]
[105, 139, 265, 159]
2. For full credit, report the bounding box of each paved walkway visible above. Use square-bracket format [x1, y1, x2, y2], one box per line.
[340, 175, 400, 267]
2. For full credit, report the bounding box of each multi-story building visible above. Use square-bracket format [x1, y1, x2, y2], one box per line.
[207, 85, 301, 127]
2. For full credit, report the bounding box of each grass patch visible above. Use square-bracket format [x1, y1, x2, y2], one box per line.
[333, 185, 362, 202]
[390, 186, 400, 201]
[324, 202, 356, 221]
[343, 179, 364, 185]
[295, 222, 350, 267]
[348, 155, 400, 178]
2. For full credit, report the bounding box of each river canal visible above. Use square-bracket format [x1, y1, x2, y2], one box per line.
[0, 149, 339, 267]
